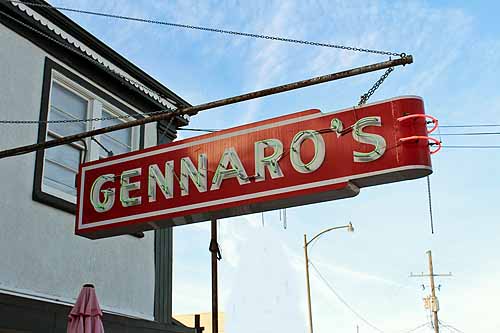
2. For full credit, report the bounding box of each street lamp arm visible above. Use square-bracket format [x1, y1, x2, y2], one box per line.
[303, 222, 354, 333]
[305, 223, 353, 247]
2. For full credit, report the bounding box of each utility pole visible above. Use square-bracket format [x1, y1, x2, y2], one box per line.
[410, 250, 452, 333]
[427, 250, 439, 333]
[356, 324, 359, 333]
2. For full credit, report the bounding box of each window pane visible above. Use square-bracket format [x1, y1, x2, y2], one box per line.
[51, 82, 87, 120]
[45, 139, 81, 171]
[43, 160, 77, 196]
[100, 133, 130, 156]
[49, 83, 88, 135]
[101, 110, 131, 146]
[43, 135, 81, 196]
[48, 106, 87, 136]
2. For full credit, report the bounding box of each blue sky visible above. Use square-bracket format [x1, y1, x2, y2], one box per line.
[48, 1, 500, 332]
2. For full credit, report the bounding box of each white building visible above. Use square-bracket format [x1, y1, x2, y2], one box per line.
[0, 1, 197, 331]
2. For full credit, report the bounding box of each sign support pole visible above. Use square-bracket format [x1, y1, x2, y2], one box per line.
[210, 219, 219, 333]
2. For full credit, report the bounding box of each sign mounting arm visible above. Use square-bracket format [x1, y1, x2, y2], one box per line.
[0, 56, 413, 159]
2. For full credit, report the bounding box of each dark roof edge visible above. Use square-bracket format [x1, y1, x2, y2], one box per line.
[26, 0, 191, 108]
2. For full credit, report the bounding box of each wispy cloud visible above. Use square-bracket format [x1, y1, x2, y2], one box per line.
[310, 257, 403, 288]
[217, 215, 306, 333]
[284, 242, 406, 301]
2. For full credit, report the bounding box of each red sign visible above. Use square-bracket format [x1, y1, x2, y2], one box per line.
[76, 96, 432, 239]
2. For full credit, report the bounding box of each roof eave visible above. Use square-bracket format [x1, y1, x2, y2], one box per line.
[25, 0, 191, 108]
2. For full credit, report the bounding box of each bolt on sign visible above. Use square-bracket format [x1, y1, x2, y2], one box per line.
[76, 96, 432, 239]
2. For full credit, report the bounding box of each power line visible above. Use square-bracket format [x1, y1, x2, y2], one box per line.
[4, 0, 405, 57]
[437, 124, 500, 128]
[3, 118, 500, 152]
[178, 128, 220, 133]
[5, 113, 500, 133]
[308, 260, 385, 333]
[438, 321, 466, 333]
[438, 326, 454, 333]
[2, 118, 499, 152]
[438, 132, 500, 136]
[441, 145, 500, 149]
[2, 1, 497, 157]
[397, 322, 431, 333]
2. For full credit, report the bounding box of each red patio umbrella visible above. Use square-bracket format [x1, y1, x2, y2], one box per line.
[67, 284, 105, 333]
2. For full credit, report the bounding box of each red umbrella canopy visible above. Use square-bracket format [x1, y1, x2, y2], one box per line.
[67, 284, 105, 333]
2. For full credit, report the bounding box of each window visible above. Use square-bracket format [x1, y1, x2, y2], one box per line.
[43, 82, 87, 199]
[42, 79, 137, 203]
[34, 59, 144, 213]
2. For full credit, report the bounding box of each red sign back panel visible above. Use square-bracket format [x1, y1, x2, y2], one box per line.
[76, 96, 431, 239]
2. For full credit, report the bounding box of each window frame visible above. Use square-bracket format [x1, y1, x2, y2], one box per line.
[34, 58, 145, 214]
[43, 78, 90, 202]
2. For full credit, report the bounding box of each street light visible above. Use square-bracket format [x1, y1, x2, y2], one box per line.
[303, 222, 354, 333]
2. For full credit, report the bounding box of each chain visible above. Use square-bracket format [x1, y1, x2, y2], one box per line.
[0, 7, 176, 107]
[0, 109, 173, 124]
[2, 1, 409, 127]
[358, 67, 394, 106]
[4, 0, 407, 113]
[5, 0, 406, 58]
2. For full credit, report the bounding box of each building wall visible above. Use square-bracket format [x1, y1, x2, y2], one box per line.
[0, 21, 156, 319]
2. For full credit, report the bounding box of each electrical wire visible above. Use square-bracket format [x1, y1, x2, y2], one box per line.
[4, 1, 499, 156]
[5, 113, 500, 152]
[395, 322, 431, 333]
[437, 124, 500, 128]
[438, 132, 500, 136]
[308, 260, 385, 333]
[441, 145, 500, 149]
[436, 123, 443, 147]
[438, 320, 466, 333]
[0, 0, 410, 132]
[178, 128, 219, 133]
[439, 326, 455, 333]
[5, 114, 500, 134]
[4, 0, 405, 57]
[0, 2, 497, 152]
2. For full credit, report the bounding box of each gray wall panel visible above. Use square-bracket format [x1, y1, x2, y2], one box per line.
[0, 22, 155, 319]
